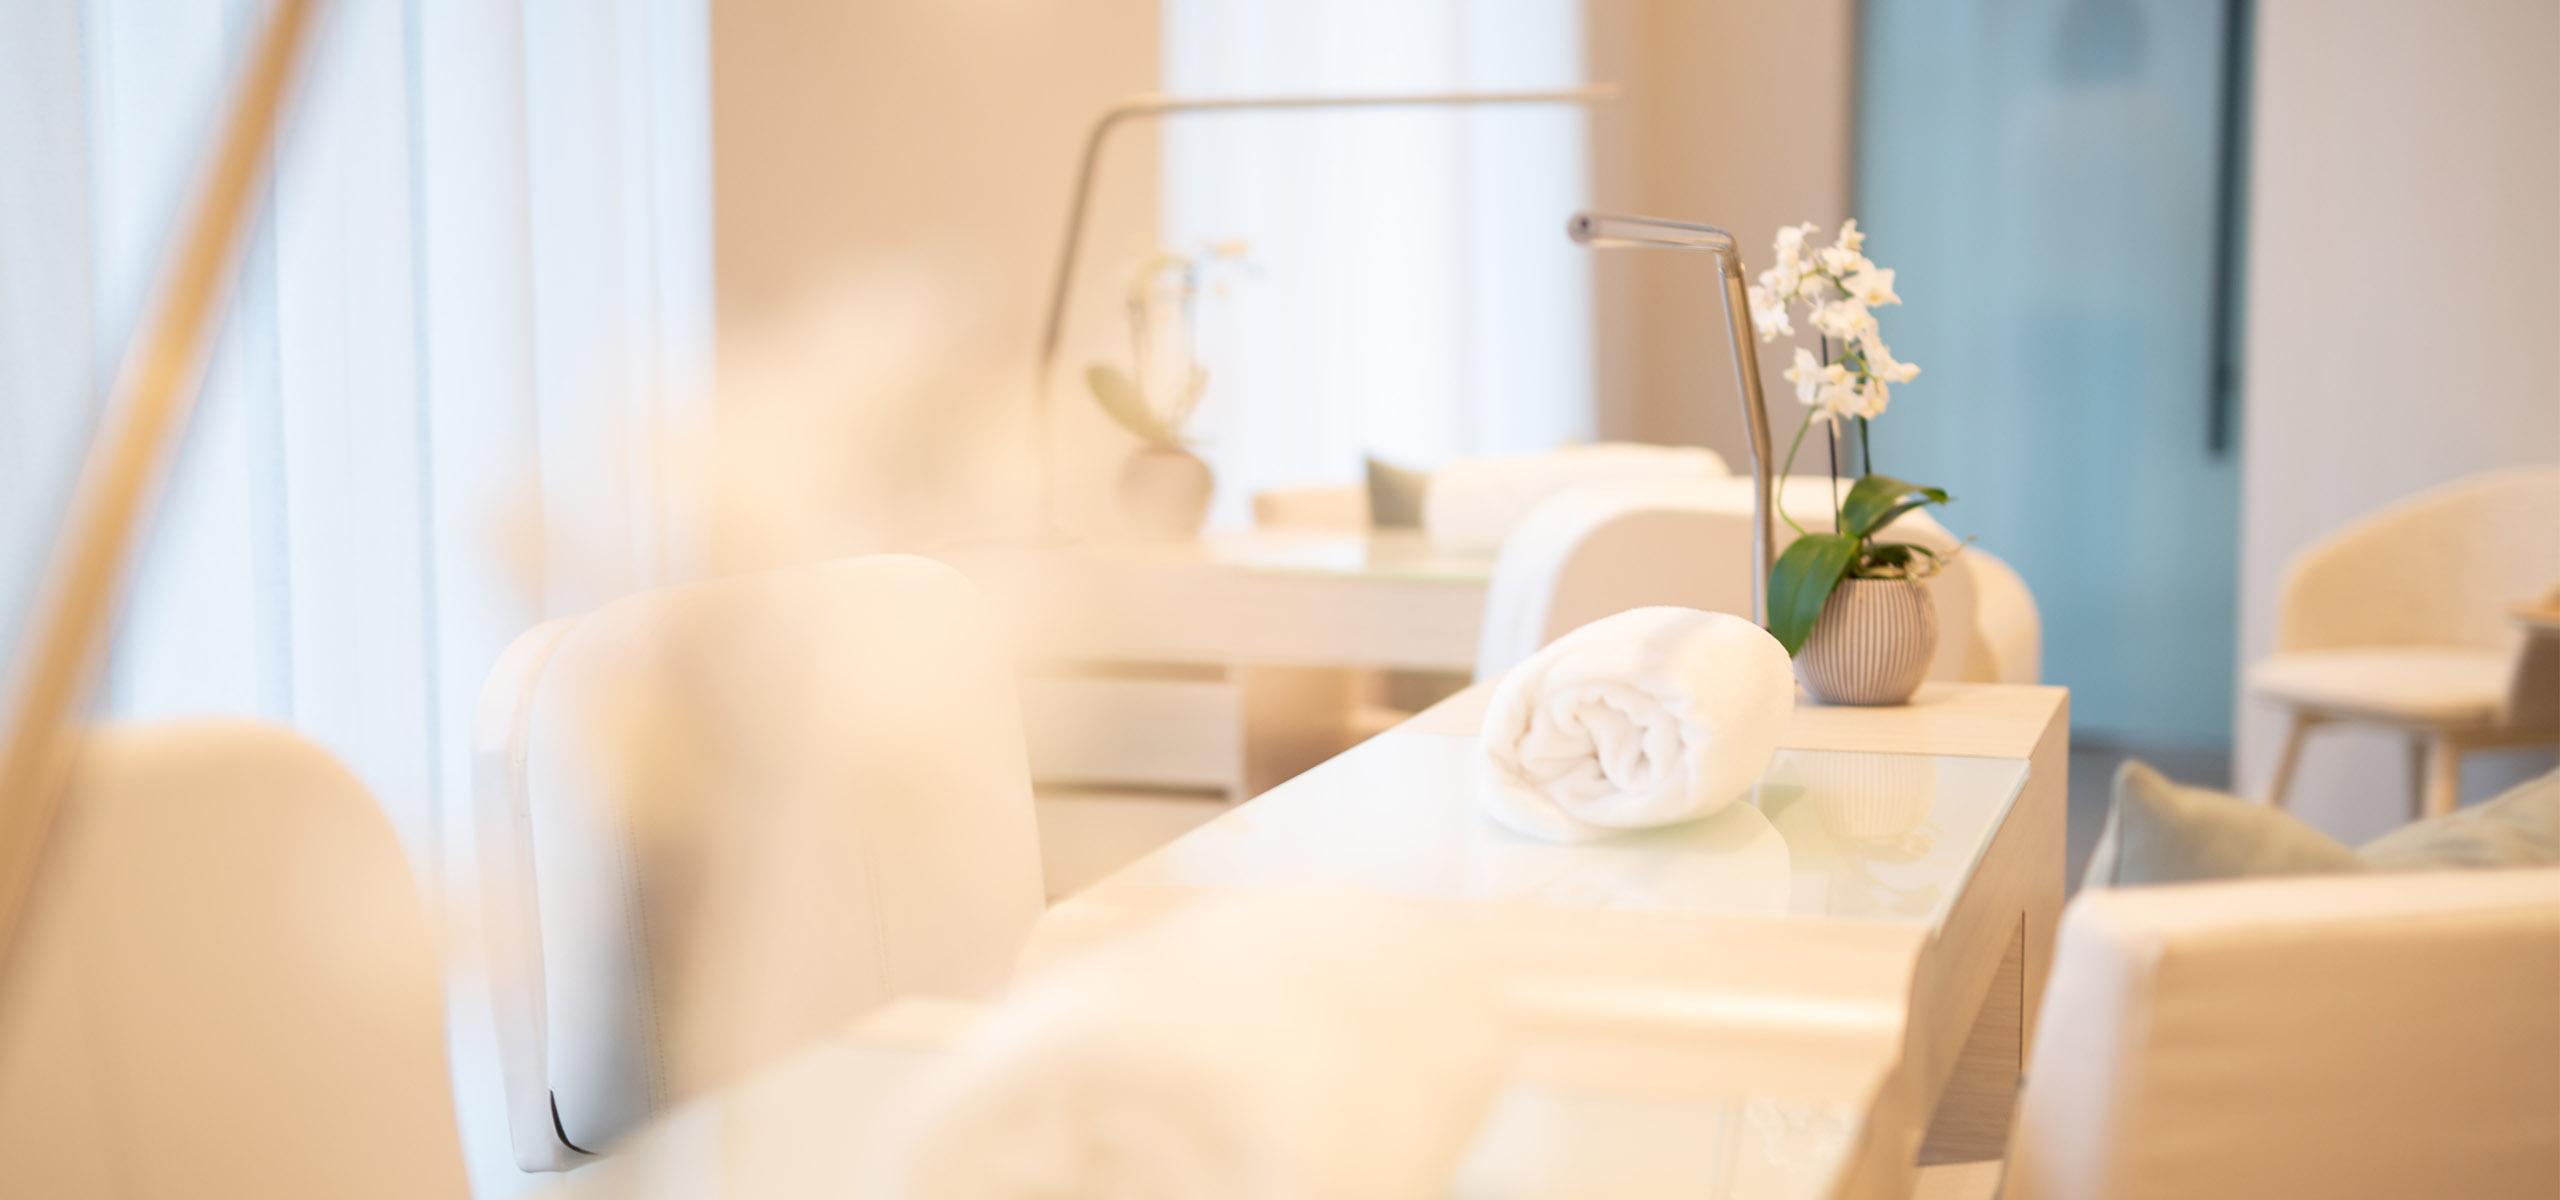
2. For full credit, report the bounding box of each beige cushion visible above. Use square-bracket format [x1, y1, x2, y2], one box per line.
[2363, 769, 2560, 870]
[2086, 764, 2560, 890]
[1364, 455, 1429, 528]
[2082, 761, 2369, 890]
[2245, 644, 2509, 724]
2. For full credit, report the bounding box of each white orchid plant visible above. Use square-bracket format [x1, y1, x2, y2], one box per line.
[1087, 239, 1251, 451]
[1749, 219, 1923, 423]
[1747, 220, 1956, 656]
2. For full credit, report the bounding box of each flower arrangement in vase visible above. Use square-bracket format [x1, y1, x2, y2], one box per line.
[1087, 239, 1249, 541]
[1747, 220, 1956, 705]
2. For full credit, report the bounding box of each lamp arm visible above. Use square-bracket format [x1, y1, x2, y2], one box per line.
[1031, 85, 1619, 536]
[1568, 210, 1775, 625]
[1714, 253, 1777, 626]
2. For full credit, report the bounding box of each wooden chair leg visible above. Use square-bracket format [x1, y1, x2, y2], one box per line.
[2263, 710, 2315, 808]
[2421, 735, 2463, 819]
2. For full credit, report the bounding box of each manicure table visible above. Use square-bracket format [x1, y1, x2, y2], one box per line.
[550, 682, 2067, 1200]
[944, 528, 1493, 803]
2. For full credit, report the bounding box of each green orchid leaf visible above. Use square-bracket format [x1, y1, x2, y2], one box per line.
[1768, 532, 1860, 656]
[1837, 473, 1951, 539]
[1086, 363, 1177, 448]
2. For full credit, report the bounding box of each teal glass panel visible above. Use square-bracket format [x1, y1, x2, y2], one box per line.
[1856, 0, 2245, 749]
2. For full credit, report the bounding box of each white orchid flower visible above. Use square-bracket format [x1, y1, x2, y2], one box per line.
[1772, 222, 1817, 272]
[1844, 265, 1901, 308]
[1856, 327, 1922, 383]
[1750, 285, 1794, 340]
[1757, 261, 1803, 301]
[1812, 297, 1875, 341]
[1815, 375, 1865, 421]
[1785, 346, 1851, 409]
[1785, 346, 1823, 405]
[1816, 245, 1869, 278]
[1853, 378, 1889, 419]
[1815, 222, 1869, 277]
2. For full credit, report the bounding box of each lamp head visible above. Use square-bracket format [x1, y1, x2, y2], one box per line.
[1567, 211, 1740, 258]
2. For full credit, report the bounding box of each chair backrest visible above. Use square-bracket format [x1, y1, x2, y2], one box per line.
[1473, 475, 2031, 684]
[0, 722, 465, 1200]
[2275, 467, 2560, 656]
[1963, 548, 2042, 685]
[2005, 869, 2560, 1200]
[473, 554, 1046, 1168]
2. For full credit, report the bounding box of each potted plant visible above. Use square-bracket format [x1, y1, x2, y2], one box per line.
[1087, 240, 1248, 541]
[1747, 220, 1955, 705]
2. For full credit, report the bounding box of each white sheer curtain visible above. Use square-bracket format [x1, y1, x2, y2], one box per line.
[0, 2, 708, 1191]
[1160, 0, 1593, 524]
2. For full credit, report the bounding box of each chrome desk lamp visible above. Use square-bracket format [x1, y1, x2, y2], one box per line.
[1566, 212, 1776, 625]
[1030, 85, 1619, 539]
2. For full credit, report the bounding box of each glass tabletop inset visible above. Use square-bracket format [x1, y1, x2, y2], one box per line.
[570, 1030, 1865, 1200]
[1119, 730, 2032, 933]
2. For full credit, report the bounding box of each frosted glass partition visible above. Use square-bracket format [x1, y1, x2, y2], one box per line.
[1121, 729, 2031, 935]
[1854, 0, 2246, 748]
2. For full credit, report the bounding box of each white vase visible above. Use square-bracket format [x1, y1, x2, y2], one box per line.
[1795, 577, 1938, 706]
[1117, 447, 1214, 541]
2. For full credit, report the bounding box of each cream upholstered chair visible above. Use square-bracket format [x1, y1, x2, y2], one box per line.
[1474, 475, 2042, 685]
[474, 555, 1046, 1168]
[2249, 467, 2560, 817]
[0, 722, 468, 1200]
[1953, 868, 2560, 1200]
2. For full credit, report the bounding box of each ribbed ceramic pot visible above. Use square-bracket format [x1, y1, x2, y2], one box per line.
[1117, 447, 1214, 541]
[1795, 577, 1938, 706]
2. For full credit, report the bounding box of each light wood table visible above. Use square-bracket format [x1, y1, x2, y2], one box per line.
[963, 528, 1496, 672]
[948, 531, 1494, 806]
[559, 683, 2067, 1200]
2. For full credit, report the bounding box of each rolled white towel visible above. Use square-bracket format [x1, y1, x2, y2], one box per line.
[882, 892, 1508, 1200]
[1480, 607, 1794, 843]
[1423, 443, 1726, 552]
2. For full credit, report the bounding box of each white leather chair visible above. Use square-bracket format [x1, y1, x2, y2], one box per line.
[2249, 467, 2560, 817]
[1975, 868, 2560, 1200]
[1474, 475, 2042, 685]
[0, 722, 467, 1200]
[474, 554, 1046, 1168]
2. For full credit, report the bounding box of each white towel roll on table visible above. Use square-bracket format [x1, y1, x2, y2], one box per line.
[1478, 607, 1795, 844]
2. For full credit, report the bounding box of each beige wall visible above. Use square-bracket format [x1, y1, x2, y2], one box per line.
[2237, 0, 2560, 838]
[710, 0, 1162, 543]
[1585, 0, 1859, 468]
